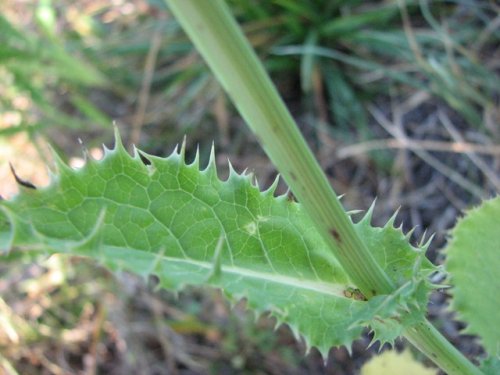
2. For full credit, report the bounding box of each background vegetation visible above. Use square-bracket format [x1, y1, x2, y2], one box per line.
[1, 0, 498, 374]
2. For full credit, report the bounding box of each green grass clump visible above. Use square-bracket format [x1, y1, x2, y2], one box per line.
[0, 7, 111, 138]
[1, 1, 497, 149]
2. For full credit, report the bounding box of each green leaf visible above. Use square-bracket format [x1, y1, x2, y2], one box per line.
[445, 196, 500, 356]
[351, 211, 435, 345]
[0, 132, 433, 356]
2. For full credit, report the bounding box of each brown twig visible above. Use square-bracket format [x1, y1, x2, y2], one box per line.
[336, 138, 500, 160]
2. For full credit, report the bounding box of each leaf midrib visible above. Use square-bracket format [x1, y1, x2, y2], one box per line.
[103, 246, 348, 298]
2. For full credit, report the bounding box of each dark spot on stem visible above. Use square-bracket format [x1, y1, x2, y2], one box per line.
[371, 290, 376, 296]
[353, 290, 367, 301]
[431, 353, 437, 359]
[330, 228, 341, 243]
[289, 172, 297, 181]
[9, 163, 37, 190]
[343, 289, 353, 298]
[344, 287, 367, 301]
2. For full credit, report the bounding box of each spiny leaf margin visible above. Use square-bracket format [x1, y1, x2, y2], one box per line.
[0, 131, 435, 357]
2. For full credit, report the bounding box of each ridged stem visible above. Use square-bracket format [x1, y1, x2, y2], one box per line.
[404, 321, 482, 375]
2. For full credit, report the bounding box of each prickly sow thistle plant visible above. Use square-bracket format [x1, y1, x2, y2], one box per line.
[1, 1, 499, 374]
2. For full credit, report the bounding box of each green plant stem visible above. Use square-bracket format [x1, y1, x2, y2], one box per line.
[164, 1, 482, 374]
[404, 321, 482, 375]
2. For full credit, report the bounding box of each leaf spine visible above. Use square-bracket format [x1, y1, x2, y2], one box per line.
[419, 232, 434, 250]
[363, 198, 377, 224]
[112, 124, 126, 153]
[202, 142, 217, 177]
[385, 206, 401, 228]
[346, 209, 363, 216]
[227, 158, 237, 179]
[179, 135, 187, 162]
[404, 226, 417, 241]
[191, 144, 200, 169]
[263, 175, 280, 197]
